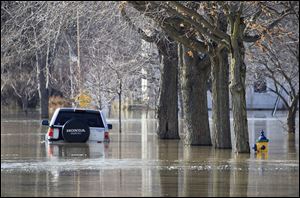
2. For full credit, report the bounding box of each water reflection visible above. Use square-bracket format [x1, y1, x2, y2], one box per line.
[1, 110, 299, 197]
[230, 153, 250, 197]
[45, 142, 109, 159]
[158, 139, 180, 197]
[181, 146, 214, 197]
[211, 149, 232, 197]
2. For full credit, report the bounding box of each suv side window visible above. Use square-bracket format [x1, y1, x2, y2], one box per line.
[54, 111, 104, 127]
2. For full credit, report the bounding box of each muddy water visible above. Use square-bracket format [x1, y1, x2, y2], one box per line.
[1, 110, 299, 197]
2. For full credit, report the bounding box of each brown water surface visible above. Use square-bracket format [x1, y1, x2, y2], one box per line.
[1, 110, 299, 197]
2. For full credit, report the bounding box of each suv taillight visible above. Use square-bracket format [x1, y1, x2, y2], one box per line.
[104, 131, 109, 140]
[47, 128, 54, 138]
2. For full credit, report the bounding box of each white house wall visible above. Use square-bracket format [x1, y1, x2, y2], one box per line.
[207, 84, 286, 110]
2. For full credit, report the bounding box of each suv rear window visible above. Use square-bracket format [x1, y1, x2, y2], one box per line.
[54, 111, 104, 127]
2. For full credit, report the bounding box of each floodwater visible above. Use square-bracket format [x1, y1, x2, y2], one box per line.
[1, 110, 299, 197]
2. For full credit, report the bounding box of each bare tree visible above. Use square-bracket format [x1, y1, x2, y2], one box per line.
[126, 1, 297, 153]
[10, 70, 37, 113]
[247, 7, 299, 133]
[181, 46, 212, 145]
[1, 1, 67, 118]
[120, 4, 180, 139]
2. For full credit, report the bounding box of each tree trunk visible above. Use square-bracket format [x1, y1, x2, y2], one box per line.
[182, 47, 211, 145]
[36, 53, 49, 119]
[157, 40, 179, 139]
[229, 31, 250, 153]
[118, 81, 122, 133]
[34, 29, 49, 119]
[120, 8, 179, 139]
[287, 96, 299, 133]
[39, 78, 49, 119]
[69, 49, 75, 107]
[210, 48, 231, 149]
[178, 44, 185, 119]
[287, 109, 296, 133]
[21, 97, 28, 115]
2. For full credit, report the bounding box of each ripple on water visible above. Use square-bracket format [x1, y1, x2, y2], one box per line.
[1, 158, 298, 173]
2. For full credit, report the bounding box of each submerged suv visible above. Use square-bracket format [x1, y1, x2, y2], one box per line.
[42, 108, 112, 143]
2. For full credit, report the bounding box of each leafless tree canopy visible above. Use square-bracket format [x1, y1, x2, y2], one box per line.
[1, 1, 160, 109]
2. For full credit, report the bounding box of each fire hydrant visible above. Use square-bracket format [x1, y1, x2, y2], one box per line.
[253, 130, 269, 153]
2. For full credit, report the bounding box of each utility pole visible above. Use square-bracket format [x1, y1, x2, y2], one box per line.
[77, 8, 82, 92]
[118, 74, 122, 133]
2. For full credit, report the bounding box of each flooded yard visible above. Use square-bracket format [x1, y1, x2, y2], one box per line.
[1, 110, 299, 197]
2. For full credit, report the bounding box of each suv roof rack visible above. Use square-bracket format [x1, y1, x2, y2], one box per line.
[58, 107, 101, 113]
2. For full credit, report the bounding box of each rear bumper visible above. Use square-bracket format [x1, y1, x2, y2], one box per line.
[45, 134, 64, 144]
[45, 134, 110, 144]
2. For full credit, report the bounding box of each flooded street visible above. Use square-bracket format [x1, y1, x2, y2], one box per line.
[1, 110, 299, 197]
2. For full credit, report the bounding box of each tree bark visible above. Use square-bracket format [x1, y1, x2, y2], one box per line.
[181, 46, 211, 145]
[120, 6, 179, 139]
[69, 50, 75, 107]
[38, 73, 49, 119]
[287, 96, 299, 133]
[118, 80, 122, 133]
[287, 109, 296, 133]
[21, 97, 29, 115]
[229, 24, 250, 153]
[210, 48, 231, 149]
[157, 39, 179, 139]
[178, 44, 185, 119]
[34, 29, 49, 119]
[36, 52, 49, 119]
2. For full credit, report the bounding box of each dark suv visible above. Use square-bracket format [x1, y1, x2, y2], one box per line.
[42, 108, 112, 143]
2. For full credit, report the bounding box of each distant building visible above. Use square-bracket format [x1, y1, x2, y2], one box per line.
[207, 79, 287, 110]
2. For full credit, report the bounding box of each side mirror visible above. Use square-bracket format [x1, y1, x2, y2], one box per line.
[107, 124, 112, 130]
[42, 120, 49, 126]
